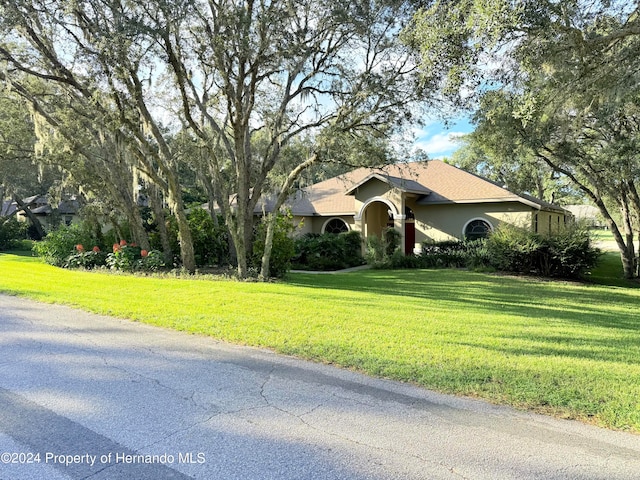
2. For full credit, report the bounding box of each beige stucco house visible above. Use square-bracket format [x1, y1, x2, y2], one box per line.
[13, 195, 81, 232]
[276, 160, 570, 255]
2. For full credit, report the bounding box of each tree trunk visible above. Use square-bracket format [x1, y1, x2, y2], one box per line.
[175, 209, 196, 273]
[126, 206, 151, 250]
[259, 154, 316, 278]
[260, 213, 276, 280]
[607, 219, 636, 279]
[168, 192, 195, 273]
[234, 225, 248, 278]
[109, 216, 125, 242]
[13, 195, 46, 240]
[150, 188, 173, 263]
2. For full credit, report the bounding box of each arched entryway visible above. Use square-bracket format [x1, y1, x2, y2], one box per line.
[356, 197, 400, 252]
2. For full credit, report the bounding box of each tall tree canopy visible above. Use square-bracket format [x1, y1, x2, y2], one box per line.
[0, 89, 61, 238]
[406, 0, 640, 278]
[1, 0, 426, 277]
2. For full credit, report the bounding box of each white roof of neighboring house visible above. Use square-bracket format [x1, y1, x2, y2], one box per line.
[565, 204, 601, 219]
[1, 200, 17, 217]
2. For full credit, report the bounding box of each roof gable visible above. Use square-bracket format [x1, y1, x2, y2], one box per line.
[344, 172, 431, 196]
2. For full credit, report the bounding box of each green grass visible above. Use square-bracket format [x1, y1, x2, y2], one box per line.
[1, 252, 640, 432]
[589, 229, 615, 241]
[589, 251, 640, 288]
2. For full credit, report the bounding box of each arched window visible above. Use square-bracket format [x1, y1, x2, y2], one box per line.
[464, 218, 492, 240]
[323, 218, 349, 234]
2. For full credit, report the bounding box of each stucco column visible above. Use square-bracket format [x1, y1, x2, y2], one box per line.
[353, 212, 366, 256]
[394, 214, 406, 254]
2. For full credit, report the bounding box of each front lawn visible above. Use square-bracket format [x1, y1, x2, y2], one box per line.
[1, 252, 639, 432]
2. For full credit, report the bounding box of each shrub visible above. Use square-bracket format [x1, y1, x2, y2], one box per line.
[252, 213, 296, 278]
[380, 239, 489, 270]
[292, 231, 364, 271]
[485, 224, 541, 273]
[372, 224, 598, 280]
[387, 249, 423, 268]
[420, 240, 471, 268]
[105, 241, 165, 272]
[188, 208, 230, 267]
[365, 234, 385, 265]
[64, 245, 108, 269]
[384, 227, 401, 257]
[0, 218, 28, 251]
[106, 241, 142, 271]
[32, 222, 99, 266]
[138, 249, 166, 272]
[366, 227, 401, 267]
[536, 225, 601, 278]
[485, 223, 600, 278]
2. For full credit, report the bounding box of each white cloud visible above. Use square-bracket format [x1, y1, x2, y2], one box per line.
[410, 116, 473, 158]
[414, 130, 467, 158]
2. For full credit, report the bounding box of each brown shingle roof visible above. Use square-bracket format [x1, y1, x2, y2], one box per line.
[289, 160, 566, 215]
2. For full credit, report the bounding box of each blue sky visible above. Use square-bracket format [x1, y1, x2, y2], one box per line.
[413, 117, 473, 160]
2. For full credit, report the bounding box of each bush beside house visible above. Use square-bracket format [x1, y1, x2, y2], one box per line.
[292, 231, 364, 271]
[30, 208, 599, 280]
[252, 213, 297, 278]
[374, 224, 600, 280]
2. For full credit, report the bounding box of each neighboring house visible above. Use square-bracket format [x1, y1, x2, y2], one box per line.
[259, 160, 570, 255]
[565, 204, 605, 229]
[8, 195, 81, 232]
[1, 200, 17, 218]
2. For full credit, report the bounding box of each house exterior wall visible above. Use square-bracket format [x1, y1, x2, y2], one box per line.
[296, 215, 357, 236]
[293, 216, 314, 236]
[352, 181, 402, 218]
[17, 212, 80, 233]
[533, 211, 565, 235]
[410, 202, 535, 245]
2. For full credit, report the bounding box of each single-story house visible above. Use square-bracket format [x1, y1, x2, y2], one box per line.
[2, 195, 81, 232]
[565, 204, 605, 229]
[263, 160, 570, 255]
[1, 200, 17, 218]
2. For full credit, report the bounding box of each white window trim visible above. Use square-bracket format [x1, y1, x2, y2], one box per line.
[322, 217, 350, 234]
[462, 217, 494, 238]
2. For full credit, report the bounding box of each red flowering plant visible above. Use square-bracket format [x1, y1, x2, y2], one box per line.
[106, 240, 165, 272]
[106, 240, 141, 271]
[138, 249, 165, 271]
[64, 244, 107, 269]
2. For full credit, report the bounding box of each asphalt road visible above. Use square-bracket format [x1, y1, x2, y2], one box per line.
[1, 293, 639, 480]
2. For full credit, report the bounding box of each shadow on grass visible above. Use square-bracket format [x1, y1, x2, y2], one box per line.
[588, 252, 640, 288]
[287, 268, 640, 332]
[453, 331, 640, 364]
[1, 249, 36, 259]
